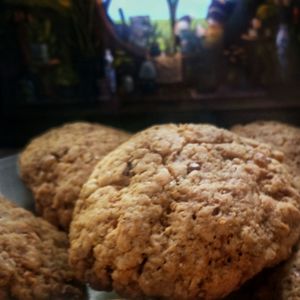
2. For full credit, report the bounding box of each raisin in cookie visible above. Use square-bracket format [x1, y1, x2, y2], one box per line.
[69, 124, 300, 300]
[0, 195, 85, 300]
[232, 121, 300, 189]
[19, 122, 130, 230]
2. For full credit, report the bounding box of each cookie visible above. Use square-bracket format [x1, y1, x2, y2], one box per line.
[225, 245, 300, 300]
[69, 124, 300, 300]
[0, 195, 85, 300]
[254, 245, 300, 299]
[226, 121, 300, 299]
[232, 121, 300, 188]
[19, 122, 130, 230]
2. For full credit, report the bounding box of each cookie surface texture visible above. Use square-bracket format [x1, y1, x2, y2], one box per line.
[225, 244, 300, 300]
[232, 121, 300, 188]
[19, 122, 130, 230]
[255, 245, 300, 300]
[70, 124, 300, 300]
[0, 195, 86, 300]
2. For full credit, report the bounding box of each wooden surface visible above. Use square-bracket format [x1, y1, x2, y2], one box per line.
[1, 93, 300, 148]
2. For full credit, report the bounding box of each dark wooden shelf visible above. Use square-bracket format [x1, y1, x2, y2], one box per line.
[1, 91, 300, 148]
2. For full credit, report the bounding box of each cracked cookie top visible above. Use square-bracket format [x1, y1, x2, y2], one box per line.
[19, 122, 130, 230]
[232, 121, 300, 190]
[69, 124, 300, 300]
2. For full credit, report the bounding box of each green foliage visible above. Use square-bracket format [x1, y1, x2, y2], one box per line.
[150, 20, 171, 52]
[191, 18, 207, 29]
[149, 18, 205, 53]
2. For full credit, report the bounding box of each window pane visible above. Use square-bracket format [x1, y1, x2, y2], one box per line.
[106, 0, 171, 51]
[108, 0, 169, 23]
[177, 0, 210, 21]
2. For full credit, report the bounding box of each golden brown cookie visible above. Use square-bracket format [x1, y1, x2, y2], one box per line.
[232, 121, 300, 189]
[19, 122, 130, 230]
[229, 121, 300, 300]
[256, 245, 300, 300]
[0, 195, 86, 300]
[254, 245, 300, 300]
[225, 245, 300, 300]
[69, 124, 300, 300]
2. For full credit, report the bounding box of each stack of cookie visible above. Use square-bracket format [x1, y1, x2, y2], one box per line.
[19, 122, 131, 231]
[1, 122, 131, 300]
[68, 123, 300, 300]
[1, 121, 300, 300]
[0, 195, 86, 300]
[228, 121, 300, 300]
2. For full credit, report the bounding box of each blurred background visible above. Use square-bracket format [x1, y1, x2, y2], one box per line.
[1, 0, 300, 151]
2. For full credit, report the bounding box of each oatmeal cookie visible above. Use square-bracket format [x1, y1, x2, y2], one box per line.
[225, 245, 300, 300]
[19, 122, 130, 230]
[232, 121, 300, 189]
[0, 195, 85, 300]
[254, 245, 300, 300]
[69, 124, 300, 300]
[230, 121, 300, 299]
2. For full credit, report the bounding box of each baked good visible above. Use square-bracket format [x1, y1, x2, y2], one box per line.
[19, 122, 130, 230]
[225, 246, 300, 300]
[0, 195, 85, 300]
[69, 124, 300, 300]
[227, 121, 300, 299]
[232, 121, 300, 188]
[251, 245, 300, 300]
[254, 244, 300, 299]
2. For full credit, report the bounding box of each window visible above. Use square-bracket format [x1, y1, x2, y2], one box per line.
[104, 0, 211, 52]
[107, 0, 170, 23]
[177, 0, 210, 21]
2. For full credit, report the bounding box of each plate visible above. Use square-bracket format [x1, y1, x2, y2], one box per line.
[0, 155, 121, 300]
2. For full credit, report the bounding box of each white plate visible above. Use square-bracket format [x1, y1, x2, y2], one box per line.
[0, 155, 121, 300]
